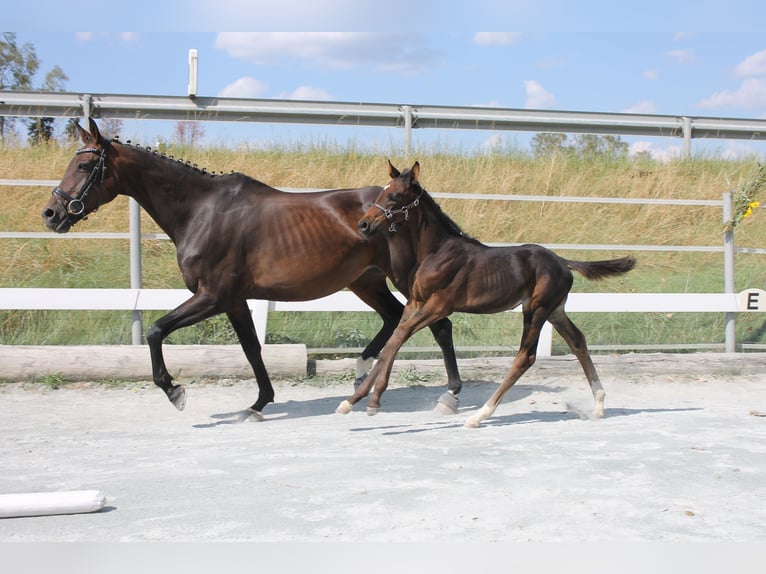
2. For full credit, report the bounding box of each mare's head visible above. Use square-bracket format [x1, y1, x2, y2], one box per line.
[358, 161, 424, 237]
[42, 118, 117, 233]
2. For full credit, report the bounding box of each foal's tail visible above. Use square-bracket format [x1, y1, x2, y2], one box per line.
[566, 256, 637, 281]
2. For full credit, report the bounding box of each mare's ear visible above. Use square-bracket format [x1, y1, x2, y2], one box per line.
[411, 161, 420, 183]
[388, 159, 400, 179]
[87, 117, 103, 144]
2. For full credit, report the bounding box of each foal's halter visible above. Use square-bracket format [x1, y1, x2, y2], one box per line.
[372, 190, 423, 233]
[50, 143, 109, 223]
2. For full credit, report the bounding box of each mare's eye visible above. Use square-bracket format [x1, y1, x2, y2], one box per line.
[77, 162, 91, 172]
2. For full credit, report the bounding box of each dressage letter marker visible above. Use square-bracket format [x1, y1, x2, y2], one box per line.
[0, 490, 107, 518]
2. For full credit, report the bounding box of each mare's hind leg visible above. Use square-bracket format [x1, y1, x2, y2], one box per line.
[146, 290, 221, 410]
[227, 302, 275, 422]
[547, 305, 605, 418]
[465, 306, 548, 428]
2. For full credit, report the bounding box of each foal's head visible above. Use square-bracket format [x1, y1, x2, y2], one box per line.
[358, 161, 424, 237]
[42, 118, 117, 233]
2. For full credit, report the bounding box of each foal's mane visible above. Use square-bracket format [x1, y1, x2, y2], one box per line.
[404, 169, 476, 242]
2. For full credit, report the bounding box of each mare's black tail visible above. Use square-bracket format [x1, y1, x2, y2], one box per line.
[566, 256, 636, 281]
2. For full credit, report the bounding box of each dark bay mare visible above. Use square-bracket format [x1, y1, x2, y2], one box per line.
[336, 161, 636, 428]
[41, 119, 462, 420]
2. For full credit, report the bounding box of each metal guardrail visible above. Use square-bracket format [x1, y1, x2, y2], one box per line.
[3, 90, 766, 156]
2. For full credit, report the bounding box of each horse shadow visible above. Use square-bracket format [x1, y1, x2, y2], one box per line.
[193, 377, 509, 428]
[192, 378, 699, 429]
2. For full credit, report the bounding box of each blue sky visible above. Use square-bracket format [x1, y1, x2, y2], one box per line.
[8, 1, 766, 158]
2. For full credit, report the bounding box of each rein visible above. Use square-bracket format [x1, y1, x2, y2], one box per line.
[51, 143, 109, 223]
[372, 190, 423, 233]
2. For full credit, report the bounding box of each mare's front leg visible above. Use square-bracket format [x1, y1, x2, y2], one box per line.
[146, 291, 220, 410]
[336, 298, 445, 416]
[226, 302, 274, 422]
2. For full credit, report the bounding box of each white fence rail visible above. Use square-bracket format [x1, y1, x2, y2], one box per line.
[2, 176, 762, 352]
[1, 288, 763, 357]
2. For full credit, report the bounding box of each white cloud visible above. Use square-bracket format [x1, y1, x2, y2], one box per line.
[735, 49, 766, 78]
[643, 69, 659, 80]
[622, 100, 656, 114]
[697, 77, 766, 110]
[280, 85, 333, 101]
[482, 133, 506, 151]
[629, 141, 682, 162]
[667, 49, 696, 64]
[473, 33, 521, 46]
[215, 32, 439, 74]
[218, 77, 269, 98]
[74, 32, 138, 43]
[524, 80, 556, 109]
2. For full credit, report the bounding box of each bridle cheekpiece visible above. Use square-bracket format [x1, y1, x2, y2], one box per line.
[51, 143, 109, 223]
[372, 190, 423, 233]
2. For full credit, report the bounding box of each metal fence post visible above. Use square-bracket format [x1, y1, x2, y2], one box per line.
[129, 198, 144, 344]
[401, 105, 413, 157]
[722, 192, 736, 352]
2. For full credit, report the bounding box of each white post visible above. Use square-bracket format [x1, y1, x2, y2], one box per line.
[722, 192, 736, 352]
[250, 300, 274, 345]
[188, 49, 198, 98]
[537, 321, 553, 357]
[129, 198, 143, 345]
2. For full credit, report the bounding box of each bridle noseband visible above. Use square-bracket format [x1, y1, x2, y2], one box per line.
[372, 190, 423, 233]
[51, 143, 109, 223]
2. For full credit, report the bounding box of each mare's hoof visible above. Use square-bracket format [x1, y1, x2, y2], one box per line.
[239, 408, 264, 422]
[169, 385, 187, 411]
[434, 391, 459, 415]
[336, 400, 353, 415]
[366, 406, 379, 416]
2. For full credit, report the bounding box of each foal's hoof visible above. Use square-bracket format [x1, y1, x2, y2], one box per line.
[366, 406, 379, 416]
[336, 400, 353, 415]
[464, 416, 482, 429]
[434, 391, 459, 415]
[238, 408, 264, 422]
[168, 385, 187, 411]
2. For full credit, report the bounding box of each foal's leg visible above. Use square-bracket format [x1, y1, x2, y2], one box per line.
[349, 272, 462, 402]
[464, 306, 548, 428]
[336, 299, 445, 415]
[547, 306, 606, 418]
[429, 317, 463, 413]
[348, 272, 405, 387]
[226, 301, 275, 421]
[146, 291, 221, 410]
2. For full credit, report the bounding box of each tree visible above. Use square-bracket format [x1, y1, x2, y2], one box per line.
[531, 132, 568, 157]
[174, 121, 205, 148]
[0, 33, 39, 145]
[531, 132, 628, 160]
[27, 65, 69, 146]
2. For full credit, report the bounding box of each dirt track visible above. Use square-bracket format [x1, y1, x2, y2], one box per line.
[1, 353, 765, 542]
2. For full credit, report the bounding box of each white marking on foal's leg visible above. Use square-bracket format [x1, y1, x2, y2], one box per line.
[592, 388, 606, 419]
[336, 400, 353, 415]
[464, 403, 496, 428]
[355, 356, 374, 380]
[239, 408, 264, 422]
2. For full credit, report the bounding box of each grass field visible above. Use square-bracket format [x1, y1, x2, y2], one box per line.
[1, 142, 764, 354]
